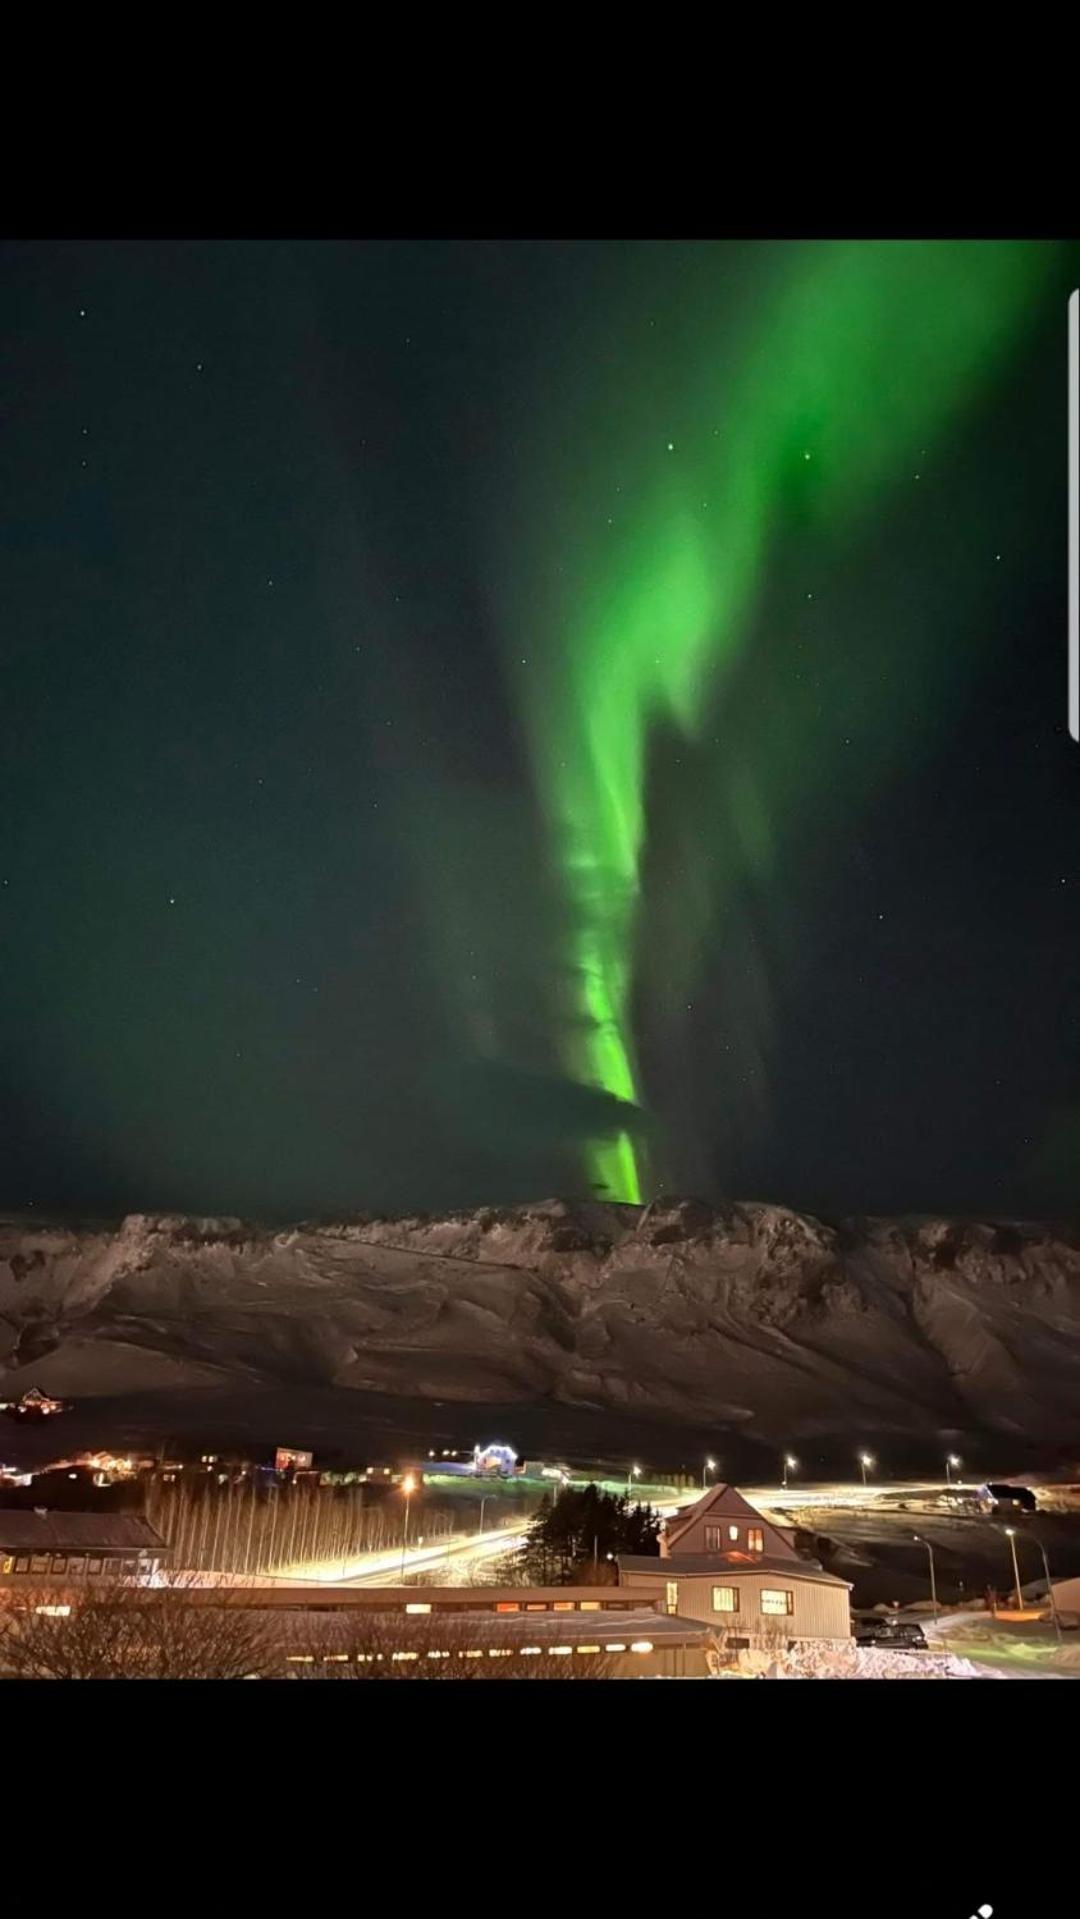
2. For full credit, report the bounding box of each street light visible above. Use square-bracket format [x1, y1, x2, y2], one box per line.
[1034, 1536, 1063, 1644]
[858, 1451, 875, 1486]
[782, 1454, 797, 1490]
[1003, 1527, 1024, 1611]
[702, 1456, 717, 1491]
[400, 1473, 416, 1580]
[626, 1463, 641, 1499]
[945, 1453, 961, 1485]
[913, 1533, 938, 1622]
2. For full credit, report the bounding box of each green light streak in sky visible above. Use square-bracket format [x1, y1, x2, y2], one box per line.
[518, 241, 1054, 1202]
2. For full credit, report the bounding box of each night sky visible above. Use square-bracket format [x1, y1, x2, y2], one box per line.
[4, 238, 1080, 1225]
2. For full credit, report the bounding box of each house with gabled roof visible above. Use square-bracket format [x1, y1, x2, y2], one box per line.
[618, 1482, 851, 1647]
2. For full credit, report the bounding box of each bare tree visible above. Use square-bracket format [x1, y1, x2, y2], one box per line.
[0, 1582, 278, 1681]
[281, 1612, 618, 1680]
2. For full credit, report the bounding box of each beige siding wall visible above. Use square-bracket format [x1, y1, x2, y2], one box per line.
[622, 1569, 851, 1641]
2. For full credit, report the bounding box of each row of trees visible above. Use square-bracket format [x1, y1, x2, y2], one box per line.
[142, 1479, 458, 1577]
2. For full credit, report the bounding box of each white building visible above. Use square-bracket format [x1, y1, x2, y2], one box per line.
[618, 1482, 851, 1647]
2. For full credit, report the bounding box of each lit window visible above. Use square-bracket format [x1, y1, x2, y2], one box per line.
[405, 1602, 431, 1614]
[50, 1557, 67, 1575]
[34, 1604, 71, 1617]
[665, 1580, 679, 1615]
[748, 1528, 764, 1554]
[704, 1526, 722, 1551]
[30, 1555, 49, 1575]
[287, 1654, 314, 1663]
[521, 1646, 542, 1655]
[629, 1640, 654, 1654]
[495, 1602, 520, 1613]
[761, 1589, 794, 1616]
[728, 1524, 739, 1541]
[712, 1586, 739, 1613]
[391, 1651, 420, 1661]
[553, 1601, 574, 1611]
[604, 1642, 627, 1653]
[579, 1601, 600, 1611]
[14, 1557, 29, 1575]
[487, 1648, 513, 1657]
[551, 1646, 573, 1656]
[576, 1645, 601, 1655]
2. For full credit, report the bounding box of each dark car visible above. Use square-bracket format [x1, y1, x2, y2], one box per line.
[854, 1616, 929, 1650]
[982, 1482, 1037, 1514]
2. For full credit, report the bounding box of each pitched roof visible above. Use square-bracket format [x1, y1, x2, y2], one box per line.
[663, 1482, 781, 1551]
[0, 1512, 166, 1552]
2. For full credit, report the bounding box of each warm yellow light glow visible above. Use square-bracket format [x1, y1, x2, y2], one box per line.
[401, 1474, 417, 1495]
[630, 1640, 654, 1653]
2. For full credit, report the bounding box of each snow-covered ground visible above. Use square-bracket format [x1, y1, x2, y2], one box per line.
[716, 1641, 991, 1679]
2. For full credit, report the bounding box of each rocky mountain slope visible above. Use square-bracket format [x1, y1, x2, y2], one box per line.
[1, 1197, 1078, 1446]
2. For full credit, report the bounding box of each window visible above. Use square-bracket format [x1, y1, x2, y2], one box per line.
[728, 1524, 739, 1541]
[712, 1586, 739, 1613]
[14, 1556, 29, 1575]
[748, 1528, 764, 1554]
[67, 1555, 85, 1577]
[87, 1557, 103, 1577]
[50, 1556, 67, 1575]
[30, 1555, 49, 1574]
[760, 1589, 794, 1616]
[665, 1580, 679, 1615]
[704, 1525, 722, 1551]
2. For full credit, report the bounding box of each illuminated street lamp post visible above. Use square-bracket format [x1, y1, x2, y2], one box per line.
[702, 1456, 716, 1491]
[400, 1473, 416, 1580]
[945, 1453, 961, 1485]
[626, 1463, 641, 1500]
[1004, 1527, 1024, 1611]
[858, 1451, 875, 1487]
[782, 1454, 797, 1491]
[913, 1533, 938, 1622]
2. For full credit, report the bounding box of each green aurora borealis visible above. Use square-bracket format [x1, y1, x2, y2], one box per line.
[510, 241, 1058, 1201]
[6, 238, 1080, 1224]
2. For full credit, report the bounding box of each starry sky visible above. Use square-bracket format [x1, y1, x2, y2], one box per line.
[3, 238, 1080, 1225]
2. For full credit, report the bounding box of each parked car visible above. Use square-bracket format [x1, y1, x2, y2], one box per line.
[854, 1616, 929, 1650]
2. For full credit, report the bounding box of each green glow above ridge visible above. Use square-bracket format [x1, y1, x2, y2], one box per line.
[512, 242, 1055, 1202]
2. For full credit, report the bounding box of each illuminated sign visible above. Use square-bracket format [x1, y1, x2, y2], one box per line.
[275, 1447, 313, 1474]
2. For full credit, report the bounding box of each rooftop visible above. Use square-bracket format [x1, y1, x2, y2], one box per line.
[0, 1512, 166, 1552]
[619, 1553, 851, 1588]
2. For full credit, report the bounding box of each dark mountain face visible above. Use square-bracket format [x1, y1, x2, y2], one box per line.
[1, 1197, 1078, 1453]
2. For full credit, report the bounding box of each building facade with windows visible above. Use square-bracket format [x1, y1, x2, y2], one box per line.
[0, 1512, 168, 1585]
[618, 1483, 851, 1646]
